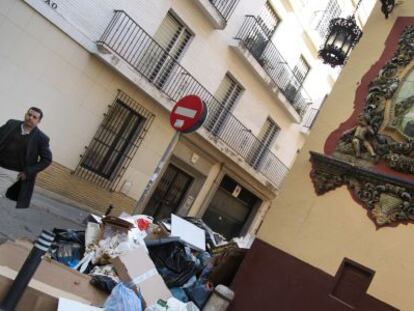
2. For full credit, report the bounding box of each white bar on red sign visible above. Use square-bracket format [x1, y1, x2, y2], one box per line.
[175, 106, 197, 118]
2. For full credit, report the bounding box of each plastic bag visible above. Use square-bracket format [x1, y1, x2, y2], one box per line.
[50, 229, 86, 268]
[148, 241, 197, 288]
[104, 283, 142, 311]
[167, 298, 199, 311]
[184, 280, 213, 308]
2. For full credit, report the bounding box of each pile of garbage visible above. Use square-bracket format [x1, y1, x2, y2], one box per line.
[48, 211, 254, 311]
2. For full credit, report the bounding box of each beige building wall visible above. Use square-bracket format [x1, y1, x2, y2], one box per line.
[258, 1, 414, 310]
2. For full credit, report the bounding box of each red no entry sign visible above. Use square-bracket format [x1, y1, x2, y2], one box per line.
[170, 95, 208, 133]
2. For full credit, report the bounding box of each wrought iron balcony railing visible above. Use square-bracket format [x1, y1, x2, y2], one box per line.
[302, 107, 320, 129]
[209, 0, 240, 22]
[235, 15, 312, 118]
[97, 10, 288, 188]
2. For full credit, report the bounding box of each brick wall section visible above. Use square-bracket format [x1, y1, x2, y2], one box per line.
[37, 162, 136, 214]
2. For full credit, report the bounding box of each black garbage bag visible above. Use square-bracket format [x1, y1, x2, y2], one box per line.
[148, 241, 197, 288]
[90, 275, 118, 294]
[49, 229, 86, 269]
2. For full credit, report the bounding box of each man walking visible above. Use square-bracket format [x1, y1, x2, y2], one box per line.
[0, 107, 52, 208]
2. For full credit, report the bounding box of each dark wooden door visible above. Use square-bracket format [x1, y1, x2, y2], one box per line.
[144, 164, 193, 219]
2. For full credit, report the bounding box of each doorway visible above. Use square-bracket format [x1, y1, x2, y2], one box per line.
[144, 164, 193, 219]
[203, 175, 260, 239]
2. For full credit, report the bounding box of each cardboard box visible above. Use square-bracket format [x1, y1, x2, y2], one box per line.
[0, 241, 108, 310]
[112, 246, 171, 307]
[0, 271, 58, 311]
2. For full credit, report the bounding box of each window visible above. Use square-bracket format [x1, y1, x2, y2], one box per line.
[293, 55, 310, 86]
[257, 1, 280, 39]
[208, 0, 239, 21]
[258, 118, 280, 148]
[331, 258, 375, 308]
[154, 12, 192, 60]
[316, 0, 342, 39]
[144, 12, 193, 88]
[285, 56, 310, 103]
[249, 118, 280, 168]
[207, 73, 243, 134]
[75, 91, 155, 190]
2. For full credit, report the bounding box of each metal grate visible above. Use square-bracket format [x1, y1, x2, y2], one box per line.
[235, 15, 312, 117]
[257, 1, 280, 38]
[285, 56, 311, 106]
[149, 12, 193, 89]
[74, 90, 155, 190]
[97, 10, 289, 189]
[293, 56, 310, 86]
[206, 74, 243, 134]
[248, 118, 280, 169]
[208, 0, 240, 22]
[316, 0, 342, 39]
[302, 107, 320, 129]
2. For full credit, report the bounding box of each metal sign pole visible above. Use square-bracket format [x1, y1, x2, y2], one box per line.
[133, 131, 181, 214]
[133, 95, 206, 215]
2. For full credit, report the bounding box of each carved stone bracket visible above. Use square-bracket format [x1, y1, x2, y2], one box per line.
[310, 152, 414, 227]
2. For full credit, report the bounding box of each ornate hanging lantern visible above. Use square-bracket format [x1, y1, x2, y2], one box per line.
[318, 1, 363, 67]
[318, 16, 362, 67]
[380, 0, 395, 18]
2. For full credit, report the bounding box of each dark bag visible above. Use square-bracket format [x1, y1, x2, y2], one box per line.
[148, 241, 197, 288]
[5, 180, 21, 201]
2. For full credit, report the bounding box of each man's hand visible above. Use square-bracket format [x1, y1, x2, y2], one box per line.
[18, 172, 27, 180]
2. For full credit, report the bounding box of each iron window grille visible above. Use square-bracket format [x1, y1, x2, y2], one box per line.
[74, 90, 155, 190]
[146, 11, 193, 90]
[257, 1, 281, 39]
[302, 107, 320, 129]
[248, 118, 280, 169]
[208, 0, 240, 22]
[316, 0, 342, 39]
[206, 73, 244, 135]
[285, 56, 311, 107]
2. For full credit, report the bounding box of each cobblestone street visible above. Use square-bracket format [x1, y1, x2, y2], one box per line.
[0, 188, 90, 242]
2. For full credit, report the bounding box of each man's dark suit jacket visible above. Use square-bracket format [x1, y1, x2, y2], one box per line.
[0, 119, 52, 208]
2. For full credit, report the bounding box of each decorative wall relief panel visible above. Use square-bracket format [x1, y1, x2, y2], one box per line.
[310, 152, 414, 226]
[310, 19, 414, 227]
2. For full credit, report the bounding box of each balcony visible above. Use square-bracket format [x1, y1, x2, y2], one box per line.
[194, 0, 240, 29]
[302, 107, 319, 129]
[96, 10, 288, 189]
[234, 15, 312, 119]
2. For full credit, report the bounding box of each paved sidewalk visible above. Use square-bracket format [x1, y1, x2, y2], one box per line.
[0, 187, 95, 242]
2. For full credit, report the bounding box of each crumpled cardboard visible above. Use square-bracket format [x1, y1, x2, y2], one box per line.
[0, 240, 108, 310]
[112, 246, 171, 307]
